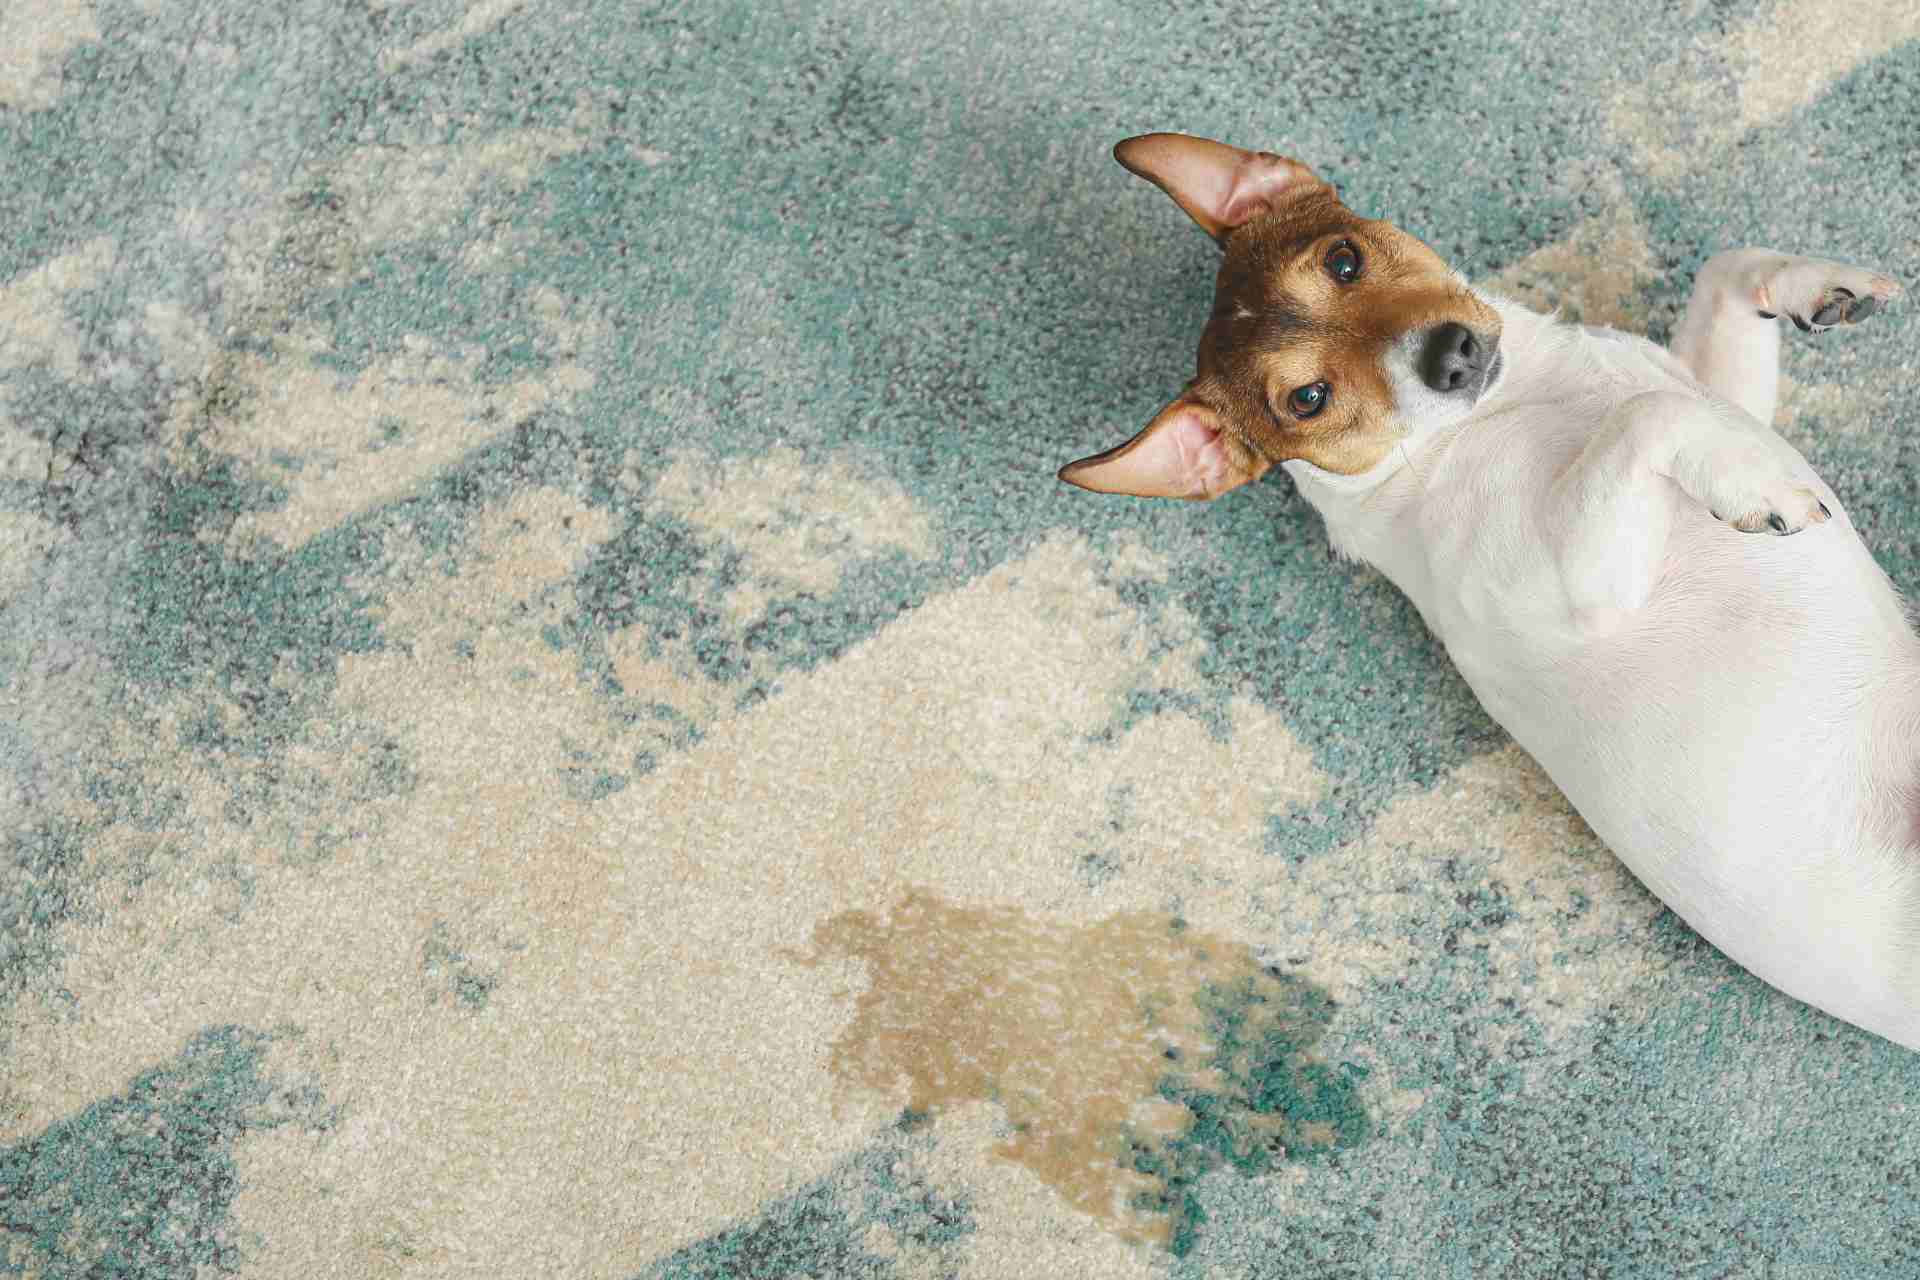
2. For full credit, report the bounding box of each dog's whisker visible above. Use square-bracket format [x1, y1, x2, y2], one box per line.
[1399, 440, 1426, 491]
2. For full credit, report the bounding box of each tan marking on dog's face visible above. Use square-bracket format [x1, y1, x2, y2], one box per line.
[1189, 192, 1503, 475]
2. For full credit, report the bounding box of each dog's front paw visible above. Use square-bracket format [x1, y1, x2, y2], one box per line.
[1668, 427, 1833, 537]
[1709, 493, 1830, 536]
[1698, 463, 1831, 536]
[1752, 256, 1902, 334]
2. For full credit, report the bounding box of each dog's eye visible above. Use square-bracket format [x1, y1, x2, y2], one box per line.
[1288, 382, 1331, 418]
[1325, 242, 1362, 284]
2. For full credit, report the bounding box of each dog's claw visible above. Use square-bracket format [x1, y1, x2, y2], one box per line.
[1808, 286, 1867, 330]
[1714, 491, 1827, 536]
[1789, 282, 1896, 334]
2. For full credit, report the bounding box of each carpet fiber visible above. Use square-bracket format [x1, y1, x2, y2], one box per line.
[4, 1, 1920, 1276]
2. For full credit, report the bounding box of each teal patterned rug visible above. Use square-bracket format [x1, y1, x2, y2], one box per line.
[4, 1, 1919, 1276]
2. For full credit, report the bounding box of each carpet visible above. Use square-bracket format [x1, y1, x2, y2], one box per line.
[4, 0, 1920, 1276]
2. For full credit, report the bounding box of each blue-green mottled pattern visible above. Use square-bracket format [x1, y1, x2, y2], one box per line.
[2, 0, 1918, 1276]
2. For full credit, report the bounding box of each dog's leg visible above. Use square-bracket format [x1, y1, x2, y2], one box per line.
[1669, 250, 1901, 424]
[1547, 391, 1831, 619]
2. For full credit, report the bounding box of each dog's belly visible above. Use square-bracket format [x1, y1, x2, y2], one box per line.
[1443, 521, 1920, 1043]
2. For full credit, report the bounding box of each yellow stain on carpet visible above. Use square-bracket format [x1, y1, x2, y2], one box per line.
[0, 0, 99, 112]
[808, 892, 1328, 1247]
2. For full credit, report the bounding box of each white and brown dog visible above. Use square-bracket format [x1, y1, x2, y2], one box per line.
[1061, 133, 1916, 1050]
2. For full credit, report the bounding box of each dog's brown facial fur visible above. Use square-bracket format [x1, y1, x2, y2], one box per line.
[1059, 134, 1503, 499]
[1197, 193, 1501, 475]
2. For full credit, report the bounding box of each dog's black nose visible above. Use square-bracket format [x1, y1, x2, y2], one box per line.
[1419, 322, 1494, 394]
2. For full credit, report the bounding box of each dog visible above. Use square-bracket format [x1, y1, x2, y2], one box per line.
[1059, 132, 1916, 1050]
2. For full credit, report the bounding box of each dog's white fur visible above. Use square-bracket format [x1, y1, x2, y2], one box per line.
[1288, 249, 1919, 1048]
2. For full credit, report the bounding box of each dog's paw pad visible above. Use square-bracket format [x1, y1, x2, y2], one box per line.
[1719, 490, 1831, 536]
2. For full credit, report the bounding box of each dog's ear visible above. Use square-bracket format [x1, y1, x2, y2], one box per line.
[1115, 133, 1326, 244]
[1057, 397, 1270, 500]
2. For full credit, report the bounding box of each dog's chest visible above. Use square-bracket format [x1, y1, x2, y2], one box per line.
[1333, 331, 1713, 644]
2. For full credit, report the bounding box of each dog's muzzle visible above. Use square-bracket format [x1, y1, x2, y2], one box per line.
[1418, 322, 1500, 398]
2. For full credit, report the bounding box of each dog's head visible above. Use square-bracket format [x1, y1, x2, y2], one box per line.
[1059, 133, 1504, 500]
